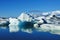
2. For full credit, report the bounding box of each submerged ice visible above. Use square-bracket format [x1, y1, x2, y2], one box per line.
[8, 10, 60, 35]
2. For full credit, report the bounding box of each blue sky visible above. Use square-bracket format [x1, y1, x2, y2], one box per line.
[0, 0, 60, 17]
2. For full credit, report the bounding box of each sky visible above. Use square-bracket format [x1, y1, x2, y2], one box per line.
[0, 0, 60, 17]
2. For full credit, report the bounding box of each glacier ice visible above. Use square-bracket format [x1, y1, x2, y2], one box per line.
[7, 10, 60, 35]
[18, 13, 33, 22]
[9, 18, 20, 32]
[34, 24, 39, 29]
[0, 18, 9, 26]
[9, 18, 20, 25]
[9, 13, 34, 33]
[40, 24, 60, 35]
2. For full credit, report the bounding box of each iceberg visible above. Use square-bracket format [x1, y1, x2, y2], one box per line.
[0, 18, 9, 26]
[9, 13, 34, 33]
[9, 18, 20, 32]
[46, 11, 60, 24]
[9, 17, 20, 25]
[18, 13, 33, 22]
[40, 24, 60, 35]
[7, 10, 60, 35]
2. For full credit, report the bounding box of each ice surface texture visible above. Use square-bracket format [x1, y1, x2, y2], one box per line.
[9, 10, 60, 35]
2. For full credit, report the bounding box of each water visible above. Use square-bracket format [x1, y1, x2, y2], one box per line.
[0, 26, 60, 40]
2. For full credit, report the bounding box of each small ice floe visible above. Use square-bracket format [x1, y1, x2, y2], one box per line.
[0, 18, 9, 26]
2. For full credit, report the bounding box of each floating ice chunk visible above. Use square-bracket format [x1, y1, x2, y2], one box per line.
[46, 10, 60, 19]
[18, 13, 32, 22]
[45, 12, 60, 24]
[40, 24, 60, 35]
[34, 24, 39, 29]
[40, 24, 51, 32]
[9, 18, 20, 32]
[9, 18, 19, 25]
[37, 20, 44, 24]
[0, 18, 9, 26]
[34, 17, 44, 24]
[6, 10, 60, 35]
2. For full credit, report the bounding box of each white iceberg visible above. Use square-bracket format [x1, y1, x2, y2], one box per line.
[9, 18, 20, 25]
[34, 16, 44, 24]
[7, 10, 60, 35]
[9, 13, 33, 33]
[9, 18, 20, 32]
[18, 13, 33, 22]
[34, 23, 39, 29]
[0, 18, 9, 26]
[40, 24, 60, 35]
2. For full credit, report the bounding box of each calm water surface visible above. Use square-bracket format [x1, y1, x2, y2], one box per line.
[0, 26, 60, 40]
